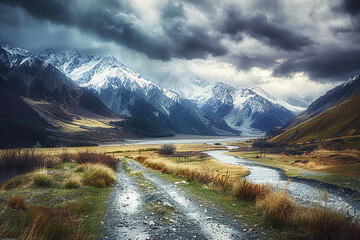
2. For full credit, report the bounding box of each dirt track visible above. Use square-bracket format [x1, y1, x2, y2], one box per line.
[99, 160, 257, 240]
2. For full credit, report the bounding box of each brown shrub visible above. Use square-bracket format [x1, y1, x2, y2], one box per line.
[233, 179, 270, 202]
[0, 149, 56, 174]
[58, 149, 74, 163]
[8, 195, 26, 210]
[158, 144, 176, 155]
[194, 167, 220, 184]
[134, 156, 148, 163]
[74, 151, 118, 169]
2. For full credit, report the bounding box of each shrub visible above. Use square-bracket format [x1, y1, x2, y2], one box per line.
[64, 175, 81, 189]
[257, 191, 297, 228]
[82, 164, 116, 188]
[74, 151, 118, 169]
[194, 167, 220, 184]
[158, 144, 176, 155]
[0, 149, 56, 175]
[134, 156, 148, 163]
[59, 149, 74, 163]
[1, 175, 32, 190]
[8, 195, 26, 210]
[233, 179, 270, 202]
[32, 172, 52, 187]
[215, 170, 232, 192]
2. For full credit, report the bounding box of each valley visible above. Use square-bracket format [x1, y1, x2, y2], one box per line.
[1, 137, 360, 239]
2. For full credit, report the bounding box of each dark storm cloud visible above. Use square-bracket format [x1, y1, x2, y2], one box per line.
[0, 0, 229, 61]
[219, 7, 313, 51]
[0, 0, 359, 83]
[273, 47, 360, 81]
[160, 0, 227, 59]
[343, 0, 360, 16]
[1, 0, 175, 60]
[231, 54, 277, 71]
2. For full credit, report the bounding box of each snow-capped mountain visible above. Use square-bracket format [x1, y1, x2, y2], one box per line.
[250, 87, 306, 113]
[158, 75, 295, 135]
[199, 82, 294, 135]
[160, 73, 213, 106]
[1, 44, 299, 136]
[40, 49, 235, 136]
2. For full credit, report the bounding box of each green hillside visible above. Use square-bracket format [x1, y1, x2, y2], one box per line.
[270, 94, 360, 148]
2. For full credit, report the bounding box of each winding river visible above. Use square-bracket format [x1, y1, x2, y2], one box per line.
[205, 146, 360, 218]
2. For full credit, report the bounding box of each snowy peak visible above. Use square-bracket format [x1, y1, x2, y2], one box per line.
[1, 44, 32, 57]
[342, 74, 359, 87]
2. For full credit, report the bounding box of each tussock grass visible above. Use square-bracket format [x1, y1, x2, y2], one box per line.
[16, 207, 82, 240]
[257, 191, 297, 228]
[295, 206, 360, 240]
[64, 175, 81, 189]
[1, 175, 32, 190]
[233, 179, 270, 202]
[74, 150, 118, 169]
[0, 149, 56, 175]
[32, 172, 52, 188]
[81, 164, 116, 188]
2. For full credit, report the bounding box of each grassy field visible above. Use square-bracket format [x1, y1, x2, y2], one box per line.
[131, 143, 360, 239]
[1, 142, 359, 239]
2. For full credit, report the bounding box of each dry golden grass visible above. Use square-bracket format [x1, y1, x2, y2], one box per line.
[64, 175, 81, 189]
[233, 179, 270, 202]
[81, 164, 116, 188]
[294, 206, 360, 240]
[256, 191, 297, 228]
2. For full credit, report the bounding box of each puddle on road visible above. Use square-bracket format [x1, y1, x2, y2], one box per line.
[117, 189, 141, 215]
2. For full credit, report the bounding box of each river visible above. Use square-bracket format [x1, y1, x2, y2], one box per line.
[206, 147, 360, 218]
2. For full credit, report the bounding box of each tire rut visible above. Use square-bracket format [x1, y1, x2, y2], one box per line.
[100, 160, 257, 240]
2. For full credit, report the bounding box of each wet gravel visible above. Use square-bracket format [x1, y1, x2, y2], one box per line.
[99, 160, 258, 240]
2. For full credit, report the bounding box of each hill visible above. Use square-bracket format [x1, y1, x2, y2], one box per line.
[270, 94, 360, 149]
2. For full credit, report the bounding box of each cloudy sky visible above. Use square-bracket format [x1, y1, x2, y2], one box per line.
[1, 0, 359, 99]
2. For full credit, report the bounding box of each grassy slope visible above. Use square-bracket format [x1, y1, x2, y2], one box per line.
[0, 162, 114, 239]
[270, 94, 360, 147]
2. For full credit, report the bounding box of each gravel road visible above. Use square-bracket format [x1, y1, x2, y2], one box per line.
[99, 160, 258, 240]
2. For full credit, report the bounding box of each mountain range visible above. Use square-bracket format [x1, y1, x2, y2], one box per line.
[0, 44, 329, 147]
[37, 47, 302, 136]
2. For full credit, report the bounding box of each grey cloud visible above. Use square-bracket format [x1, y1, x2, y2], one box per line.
[231, 54, 277, 71]
[160, 0, 228, 59]
[0, 0, 228, 61]
[273, 47, 360, 81]
[219, 7, 313, 51]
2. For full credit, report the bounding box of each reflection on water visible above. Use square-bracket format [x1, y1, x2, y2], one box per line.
[206, 150, 359, 216]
